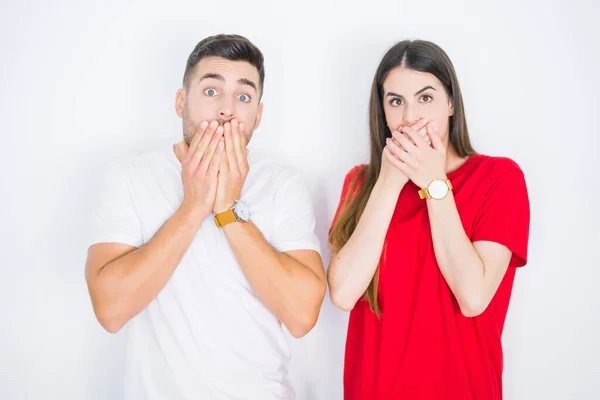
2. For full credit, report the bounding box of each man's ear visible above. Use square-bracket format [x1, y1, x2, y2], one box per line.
[175, 88, 185, 118]
[254, 102, 264, 130]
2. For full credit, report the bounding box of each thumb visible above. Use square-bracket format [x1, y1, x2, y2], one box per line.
[179, 141, 188, 154]
[428, 125, 444, 151]
[178, 141, 190, 162]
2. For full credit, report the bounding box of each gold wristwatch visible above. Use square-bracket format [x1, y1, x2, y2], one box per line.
[418, 179, 453, 200]
[214, 200, 251, 228]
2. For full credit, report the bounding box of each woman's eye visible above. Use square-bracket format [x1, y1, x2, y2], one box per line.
[421, 95, 433, 103]
[204, 88, 218, 96]
[391, 98, 403, 106]
[237, 94, 251, 103]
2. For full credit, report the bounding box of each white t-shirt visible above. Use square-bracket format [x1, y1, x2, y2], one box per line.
[89, 146, 321, 400]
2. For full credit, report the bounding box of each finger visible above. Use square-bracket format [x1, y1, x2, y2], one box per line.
[178, 141, 189, 159]
[406, 118, 430, 146]
[238, 122, 249, 170]
[197, 125, 224, 175]
[186, 121, 209, 161]
[190, 120, 219, 168]
[231, 120, 246, 172]
[391, 138, 405, 153]
[385, 137, 407, 160]
[224, 121, 236, 168]
[384, 146, 412, 174]
[389, 129, 406, 151]
[207, 140, 225, 178]
[407, 118, 428, 132]
[392, 130, 417, 154]
[401, 124, 427, 148]
[220, 151, 230, 179]
[428, 124, 445, 151]
[415, 122, 432, 146]
[386, 138, 417, 168]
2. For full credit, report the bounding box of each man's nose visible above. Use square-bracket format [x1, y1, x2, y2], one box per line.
[217, 98, 234, 122]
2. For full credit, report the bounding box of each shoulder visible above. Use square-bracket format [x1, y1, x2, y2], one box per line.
[248, 157, 314, 207]
[472, 155, 525, 182]
[250, 156, 307, 187]
[343, 164, 368, 185]
[103, 147, 174, 182]
[124, 147, 173, 173]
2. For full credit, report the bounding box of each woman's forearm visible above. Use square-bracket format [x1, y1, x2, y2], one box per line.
[328, 177, 404, 311]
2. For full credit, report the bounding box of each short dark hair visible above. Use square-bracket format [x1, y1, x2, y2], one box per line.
[182, 34, 265, 94]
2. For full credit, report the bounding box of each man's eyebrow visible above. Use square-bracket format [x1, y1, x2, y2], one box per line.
[198, 73, 257, 92]
[238, 78, 257, 92]
[199, 73, 225, 82]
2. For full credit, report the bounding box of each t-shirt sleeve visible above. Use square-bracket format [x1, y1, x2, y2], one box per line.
[88, 163, 144, 249]
[269, 171, 321, 255]
[329, 165, 364, 234]
[471, 159, 530, 268]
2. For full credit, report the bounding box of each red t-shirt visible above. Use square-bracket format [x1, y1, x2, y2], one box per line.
[331, 155, 530, 400]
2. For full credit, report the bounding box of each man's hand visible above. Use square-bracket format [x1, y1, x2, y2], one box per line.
[180, 120, 225, 219]
[214, 119, 249, 214]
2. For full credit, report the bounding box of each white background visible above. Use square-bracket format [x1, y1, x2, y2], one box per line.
[1, 0, 599, 399]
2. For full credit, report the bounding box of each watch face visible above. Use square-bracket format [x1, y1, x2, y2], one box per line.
[234, 201, 250, 222]
[428, 180, 449, 199]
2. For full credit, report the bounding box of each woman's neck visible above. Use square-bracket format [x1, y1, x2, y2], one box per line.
[445, 145, 470, 174]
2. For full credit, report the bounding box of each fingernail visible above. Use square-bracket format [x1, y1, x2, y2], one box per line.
[201, 121, 208, 129]
[239, 123, 245, 132]
[216, 126, 224, 134]
[210, 120, 218, 128]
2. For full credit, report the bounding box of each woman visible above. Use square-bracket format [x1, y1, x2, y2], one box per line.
[328, 40, 530, 399]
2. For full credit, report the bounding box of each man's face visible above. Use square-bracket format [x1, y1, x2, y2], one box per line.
[176, 56, 263, 145]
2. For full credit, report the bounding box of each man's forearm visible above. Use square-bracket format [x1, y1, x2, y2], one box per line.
[91, 204, 206, 332]
[222, 221, 325, 338]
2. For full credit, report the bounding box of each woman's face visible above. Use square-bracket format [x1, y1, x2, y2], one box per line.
[382, 67, 454, 143]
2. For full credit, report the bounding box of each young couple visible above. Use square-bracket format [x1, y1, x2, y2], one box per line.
[85, 34, 530, 400]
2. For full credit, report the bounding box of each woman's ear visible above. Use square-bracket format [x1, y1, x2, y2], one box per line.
[448, 99, 455, 117]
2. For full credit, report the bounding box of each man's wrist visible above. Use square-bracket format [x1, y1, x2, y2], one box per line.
[214, 201, 236, 215]
[179, 201, 210, 223]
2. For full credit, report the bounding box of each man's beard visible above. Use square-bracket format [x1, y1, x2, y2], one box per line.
[182, 106, 256, 146]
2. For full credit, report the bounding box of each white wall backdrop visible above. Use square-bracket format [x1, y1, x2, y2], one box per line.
[1, 0, 599, 399]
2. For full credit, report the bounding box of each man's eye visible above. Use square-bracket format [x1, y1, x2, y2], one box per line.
[204, 88, 218, 96]
[237, 94, 251, 103]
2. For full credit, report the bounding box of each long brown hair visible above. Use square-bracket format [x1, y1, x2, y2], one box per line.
[329, 40, 476, 316]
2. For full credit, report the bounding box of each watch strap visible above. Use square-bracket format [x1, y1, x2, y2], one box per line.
[214, 209, 237, 228]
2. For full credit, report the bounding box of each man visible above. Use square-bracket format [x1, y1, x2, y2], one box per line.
[85, 34, 326, 400]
